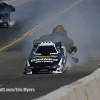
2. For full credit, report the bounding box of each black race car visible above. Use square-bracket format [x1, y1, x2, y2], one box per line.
[24, 41, 68, 74]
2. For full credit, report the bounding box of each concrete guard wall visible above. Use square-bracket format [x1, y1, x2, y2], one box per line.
[33, 68, 100, 100]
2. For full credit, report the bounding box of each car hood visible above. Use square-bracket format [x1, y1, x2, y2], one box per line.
[29, 50, 62, 67]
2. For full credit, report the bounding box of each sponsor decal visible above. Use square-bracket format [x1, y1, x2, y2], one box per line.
[31, 58, 58, 63]
[32, 55, 52, 58]
[33, 55, 57, 58]
[51, 55, 57, 58]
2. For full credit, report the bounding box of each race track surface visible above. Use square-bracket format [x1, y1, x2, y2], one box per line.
[0, 0, 100, 100]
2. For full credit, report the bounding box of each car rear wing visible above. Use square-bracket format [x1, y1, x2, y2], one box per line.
[0, 2, 15, 13]
[33, 40, 62, 48]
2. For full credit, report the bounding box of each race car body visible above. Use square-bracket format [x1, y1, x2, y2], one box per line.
[24, 25, 78, 74]
[24, 41, 67, 74]
[0, 2, 15, 27]
[0, 13, 10, 27]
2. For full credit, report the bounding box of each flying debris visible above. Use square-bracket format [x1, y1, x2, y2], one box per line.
[0, 2, 15, 27]
[34, 25, 77, 55]
[34, 25, 79, 63]
[67, 53, 79, 63]
[24, 25, 78, 74]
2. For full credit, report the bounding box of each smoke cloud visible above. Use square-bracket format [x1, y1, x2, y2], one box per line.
[20, 0, 100, 67]
[9, 21, 15, 27]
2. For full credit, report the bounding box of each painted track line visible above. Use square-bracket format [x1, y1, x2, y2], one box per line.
[0, 0, 83, 51]
[0, 0, 15, 3]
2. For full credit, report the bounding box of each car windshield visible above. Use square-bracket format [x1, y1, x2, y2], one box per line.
[35, 46, 57, 53]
